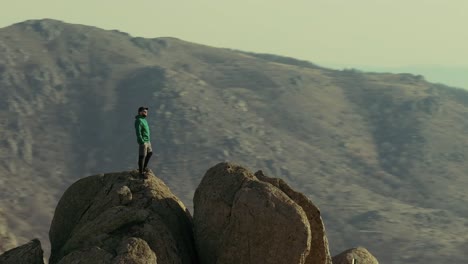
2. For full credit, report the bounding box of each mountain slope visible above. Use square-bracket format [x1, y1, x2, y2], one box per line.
[1, 19, 468, 263]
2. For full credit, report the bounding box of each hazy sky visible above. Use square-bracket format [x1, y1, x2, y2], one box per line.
[1, 1, 467, 86]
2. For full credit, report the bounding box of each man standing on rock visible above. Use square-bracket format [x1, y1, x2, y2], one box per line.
[135, 106, 153, 178]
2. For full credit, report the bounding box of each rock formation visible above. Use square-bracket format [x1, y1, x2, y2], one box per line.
[332, 247, 379, 264]
[0, 163, 380, 264]
[0, 239, 44, 264]
[193, 162, 332, 264]
[254, 170, 332, 264]
[48, 170, 198, 264]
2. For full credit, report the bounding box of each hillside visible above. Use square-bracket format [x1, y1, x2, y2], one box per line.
[1, 19, 468, 263]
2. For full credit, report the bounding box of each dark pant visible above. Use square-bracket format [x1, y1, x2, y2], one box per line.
[138, 142, 153, 173]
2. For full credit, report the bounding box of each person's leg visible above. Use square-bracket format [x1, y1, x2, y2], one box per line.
[143, 152, 152, 171]
[143, 142, 153, 171]
[138, 144, 147, 174]
[138, 155, 145, 174]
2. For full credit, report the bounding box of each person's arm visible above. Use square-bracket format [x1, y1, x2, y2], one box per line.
[135, 120, 144, 144]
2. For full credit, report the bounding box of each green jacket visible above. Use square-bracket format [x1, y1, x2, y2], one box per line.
[135, 115, 150, 144]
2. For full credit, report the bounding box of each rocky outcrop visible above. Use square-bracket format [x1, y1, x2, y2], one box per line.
[0, 164, 379, 264]
[57, 237, 157, 264]
[193, 162, 331, 264]
[0, 163, 379, 264]
[49, 170, 198, 264]
[332, 247, 379, 264]
[254, 170, 332, 264]
[0, 239, 44, 264]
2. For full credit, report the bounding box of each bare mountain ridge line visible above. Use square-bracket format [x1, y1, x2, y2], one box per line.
[1, 19, 468, 263]
[3, 18, 321, 71]
[1, 164, 379, 263]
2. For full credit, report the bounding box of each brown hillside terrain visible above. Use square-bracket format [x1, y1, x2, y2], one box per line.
[1, 19, 467, 263]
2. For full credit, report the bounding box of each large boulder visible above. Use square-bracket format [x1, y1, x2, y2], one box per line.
[193, 162, 331, 264]
[0, 239, 44, 264]
[57, 237, 157, 264]
[49, 170, 198, 264]
[332, 247, 379, 264]
[254, 170, 332, 264]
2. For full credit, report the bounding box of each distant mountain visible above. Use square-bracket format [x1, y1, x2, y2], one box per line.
[1, 19, 468, 263]
[328, 64, 468, 90]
